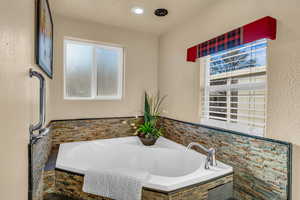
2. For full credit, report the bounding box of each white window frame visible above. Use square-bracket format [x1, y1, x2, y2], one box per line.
[200, 40, 268, 137]
[63, 38, 124, 100]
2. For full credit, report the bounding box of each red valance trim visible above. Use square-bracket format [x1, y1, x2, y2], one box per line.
[186, 16, 277, 62]
[187, 46, 198, 62]
[243, 16, 277, 43]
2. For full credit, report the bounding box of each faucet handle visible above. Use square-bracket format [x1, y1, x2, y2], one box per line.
[208, 148, 217, 167]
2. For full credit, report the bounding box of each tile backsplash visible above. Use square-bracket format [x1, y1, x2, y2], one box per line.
[50, 117, 138, 148]
[30, 129, 53, 200]
[31, 117, 138, 200]
[160, 117, 292, 200]
[31, 116, 292, 200]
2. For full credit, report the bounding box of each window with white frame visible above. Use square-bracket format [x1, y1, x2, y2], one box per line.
[200, 39, 267, 136]
[64, 39, 123, 100]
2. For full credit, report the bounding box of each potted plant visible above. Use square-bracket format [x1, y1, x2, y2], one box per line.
[136, 92, 166, 146]
[137, 121, 163, 146]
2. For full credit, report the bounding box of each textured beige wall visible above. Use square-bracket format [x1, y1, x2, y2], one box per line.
[0, 0, 51, 199]
[50, 16, 158, 120]
[1, 0, 299, 199]
[158, 0, 300, 199]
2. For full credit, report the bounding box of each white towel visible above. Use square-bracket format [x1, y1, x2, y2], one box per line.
[82, 168, 150, 200]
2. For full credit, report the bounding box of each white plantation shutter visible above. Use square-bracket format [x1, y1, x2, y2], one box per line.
[200, 39, 267, 136]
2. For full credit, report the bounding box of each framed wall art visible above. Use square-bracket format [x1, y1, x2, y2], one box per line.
[36, 0, 53, 78]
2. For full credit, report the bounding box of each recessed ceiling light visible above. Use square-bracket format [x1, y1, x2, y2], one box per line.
[131, 7, 144, 15]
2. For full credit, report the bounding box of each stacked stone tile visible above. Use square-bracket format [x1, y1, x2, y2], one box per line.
[160, 118, 290, 200]
[31, 127, 53, 200]
[31, 117, 291, 200]
[48, 170, 233, 200]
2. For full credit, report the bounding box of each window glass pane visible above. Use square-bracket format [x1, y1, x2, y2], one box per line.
[209, 39, 267, 76]
[65, 42, 93, 97]
[96, 47, 121, 97]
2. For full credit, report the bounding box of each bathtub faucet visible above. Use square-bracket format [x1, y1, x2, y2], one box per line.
[186, 142, 216, 169]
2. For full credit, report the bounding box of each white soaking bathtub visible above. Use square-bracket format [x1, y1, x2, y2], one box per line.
[56, 136, 233, 192]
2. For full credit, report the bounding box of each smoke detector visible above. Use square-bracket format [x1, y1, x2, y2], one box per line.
[154, 8, 168, 17]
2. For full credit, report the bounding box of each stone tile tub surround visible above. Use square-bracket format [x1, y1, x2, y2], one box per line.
[32, 117, 139, 200]
[160, 117, 292, 200]
[56, 137, 233, 192]
[30, 127, 53, 200]
[50, 117, 140, 149]
[30, 116, 292, 200]
[48, 169, 233, 200]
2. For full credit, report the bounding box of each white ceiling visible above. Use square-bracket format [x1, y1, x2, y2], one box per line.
[50, 0, 216, 35]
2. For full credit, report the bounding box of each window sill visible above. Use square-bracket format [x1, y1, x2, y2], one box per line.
[200, 118, 264, 137]
[64, 96, 122, 101]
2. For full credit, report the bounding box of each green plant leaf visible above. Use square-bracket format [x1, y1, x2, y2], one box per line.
[144, 92, 151, 123]
[137, 121, 163, 139]
[142, 91, 166, 138]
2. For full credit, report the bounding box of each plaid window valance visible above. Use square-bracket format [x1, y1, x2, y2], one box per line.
[187, 16, 276, 62]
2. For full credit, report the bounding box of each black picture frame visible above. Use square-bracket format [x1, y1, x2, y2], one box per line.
[36, 0, 53, 79]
